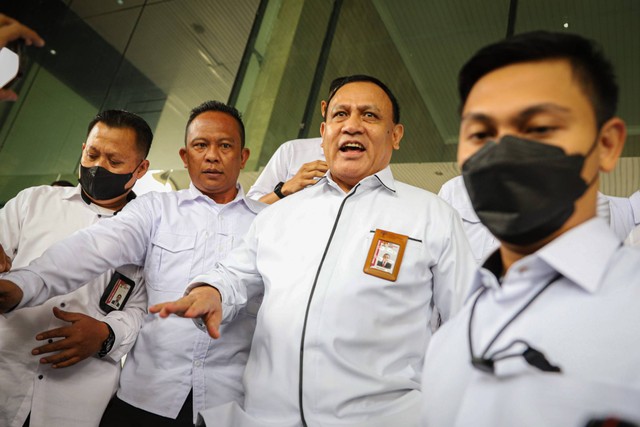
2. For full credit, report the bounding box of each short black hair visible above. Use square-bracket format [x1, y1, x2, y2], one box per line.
[186, 100, 246, 148]
[87, 110, 153, 158]
[458, 31, 618, 127]
[325, 75, 400, 123]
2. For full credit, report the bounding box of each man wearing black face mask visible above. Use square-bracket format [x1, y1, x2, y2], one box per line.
[421, 32, 640, 426]
[0, 109, 150, 427]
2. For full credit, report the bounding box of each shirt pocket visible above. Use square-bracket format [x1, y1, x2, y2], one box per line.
[147, 232, 196, 292]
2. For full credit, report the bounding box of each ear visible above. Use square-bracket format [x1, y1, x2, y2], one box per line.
[136, 159, 150, 178]
[179, 147, 188, 168]
[240, 148, 250, 169]
[320, 121, 326, 138]
[597, 117, 626, 173]
[320, 100, 327, 118]
[391, 124, 404, 150]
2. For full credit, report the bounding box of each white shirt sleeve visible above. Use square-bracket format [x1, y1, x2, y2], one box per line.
[189, 218, 263, 324]
[431, 207, 476, 322]
[3, 196, 155, 309]
[246, 143, 291, 200]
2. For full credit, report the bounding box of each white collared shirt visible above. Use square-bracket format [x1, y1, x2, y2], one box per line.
[4, 184, 265, 422]
[194, 167, 476, 426]
[0, 185, 146, 427]
[421, 218, 640, 427]
[246, 137, 324, 200]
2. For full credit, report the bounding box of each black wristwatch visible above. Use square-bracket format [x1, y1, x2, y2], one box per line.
[273, 181, 287, 199]
[98, 323, 115, 358]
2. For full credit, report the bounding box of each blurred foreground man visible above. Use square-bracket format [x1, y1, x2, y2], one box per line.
[421, 31, 640, 426]
[0, 110, 149, 427]
[152, 75, 475, 427]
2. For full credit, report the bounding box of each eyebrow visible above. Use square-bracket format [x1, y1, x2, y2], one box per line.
[330, 103, 382, 114]
[461, 103, 572, 125]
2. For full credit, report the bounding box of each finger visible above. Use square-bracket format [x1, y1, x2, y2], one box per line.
[51, 306, 80, 322]
[0, 22, 45, 47]
[35, 326, 69, 341]
[32, 334, 71, 354]
[38, 350, 76, 366]
[52, 355, 81, 369]
[150, 296, 196, 318]
[0, 89, 18, 102]
[205, 310, 222, 339]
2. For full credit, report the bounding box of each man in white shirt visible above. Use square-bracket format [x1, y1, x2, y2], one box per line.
[0, 109, 149, 427]
[152, 75, 476, 427]
[421, 31, 640, 426]
[0, 101, 265, 426]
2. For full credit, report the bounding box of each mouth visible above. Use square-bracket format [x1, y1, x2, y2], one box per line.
[203, 169, 223, 175]
[339, 142, 365, 152]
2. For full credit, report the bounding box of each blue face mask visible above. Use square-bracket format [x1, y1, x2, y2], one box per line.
[79, 164, 137, 200]
[462, 135, 598, 246]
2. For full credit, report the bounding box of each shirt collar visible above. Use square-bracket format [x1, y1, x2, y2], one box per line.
[182, 182, 263, 214]
[323, 166, 397, 195]
[535, 217, 620, 293]
[470, 217, 620, 297]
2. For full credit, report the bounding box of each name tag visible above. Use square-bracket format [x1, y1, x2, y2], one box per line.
[363, 229, 408, 282]
[100, 272, 135, 313]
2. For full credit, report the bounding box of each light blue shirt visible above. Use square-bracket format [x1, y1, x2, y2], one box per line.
[4, 184, 265, 421]
[421, 218, 640, 426]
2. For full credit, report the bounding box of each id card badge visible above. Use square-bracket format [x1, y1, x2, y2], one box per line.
[100, 272, 135, 313]
[363, 229, 408, 282]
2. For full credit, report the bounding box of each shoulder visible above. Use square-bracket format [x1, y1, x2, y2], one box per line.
[243, 196, 268, 215]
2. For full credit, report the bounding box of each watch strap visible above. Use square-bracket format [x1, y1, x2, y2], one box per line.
[98, 322, 115, 358]
[273, 181, 286, 199]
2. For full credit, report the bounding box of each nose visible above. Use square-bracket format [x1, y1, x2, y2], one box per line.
[204, 144, 221, 162]
[342, 114, 364, 134]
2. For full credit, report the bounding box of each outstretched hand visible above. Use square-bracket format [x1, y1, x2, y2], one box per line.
[0, 14, 45, 48]
[149, 285, 223, 339]
[33, 307, 110, 368]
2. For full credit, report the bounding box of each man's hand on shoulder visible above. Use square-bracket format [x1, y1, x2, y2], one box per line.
[32, 307, 110, 368]
[149, 285, 223, 339]
[282, 160, 328, 196]
[0, 279, 22, 313]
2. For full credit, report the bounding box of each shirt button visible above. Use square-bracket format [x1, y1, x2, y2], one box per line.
[38, 375, 44, 380]
[194, 360, 202, 367]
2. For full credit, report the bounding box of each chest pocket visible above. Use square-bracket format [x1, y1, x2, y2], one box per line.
[148, 232, 196, 292]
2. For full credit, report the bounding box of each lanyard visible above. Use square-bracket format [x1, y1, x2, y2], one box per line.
[468, 272, 563, 374]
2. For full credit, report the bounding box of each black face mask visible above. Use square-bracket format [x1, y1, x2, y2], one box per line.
[79, 164, 138, 201]
[461, 135, 598, 246]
